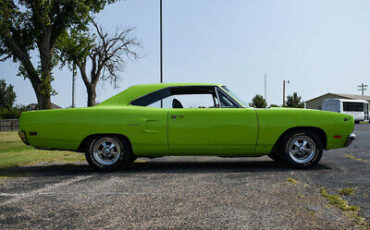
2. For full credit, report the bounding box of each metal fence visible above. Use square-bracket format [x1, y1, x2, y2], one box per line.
[0, 119, 19, 132]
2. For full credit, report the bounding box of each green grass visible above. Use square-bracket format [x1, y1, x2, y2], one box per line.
[320, 188, 359, 212]
[320, 187, 369, 226]
[0, 132, 84, 170]
[286, 177, 297, 184]
[338, 188, 355, 196]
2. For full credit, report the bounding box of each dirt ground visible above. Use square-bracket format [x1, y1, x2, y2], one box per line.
[0, 124, 369, 229]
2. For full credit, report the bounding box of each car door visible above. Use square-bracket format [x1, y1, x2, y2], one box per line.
[167, 107, 258, 156]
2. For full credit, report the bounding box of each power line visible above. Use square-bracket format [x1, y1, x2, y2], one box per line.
[358, 83, 368, 96]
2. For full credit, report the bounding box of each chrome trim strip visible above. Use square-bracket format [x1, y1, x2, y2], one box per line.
[130, 85, 219, 106]
[344, 133, 356, 147]
[214, 86, 221, 108]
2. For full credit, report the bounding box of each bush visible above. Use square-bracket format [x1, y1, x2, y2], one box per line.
[0, 106, 27, 119]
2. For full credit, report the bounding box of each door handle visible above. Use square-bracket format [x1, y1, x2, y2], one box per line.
[172, 114, 184, 120]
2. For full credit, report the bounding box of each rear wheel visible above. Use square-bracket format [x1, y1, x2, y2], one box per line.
[85, 136, 131, 171]
[281, 131, 323, 169]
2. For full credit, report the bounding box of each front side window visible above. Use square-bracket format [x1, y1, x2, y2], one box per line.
[161, 94, 217, 108]
[216, 88, 239, 108]
[221, 86, 247, 107]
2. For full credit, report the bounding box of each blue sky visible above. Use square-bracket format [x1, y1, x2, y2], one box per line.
[1, 0, 370, 107]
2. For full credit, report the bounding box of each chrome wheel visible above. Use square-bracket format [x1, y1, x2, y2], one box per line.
[288, 135, 316, 164]
[92, 137, 122, 166]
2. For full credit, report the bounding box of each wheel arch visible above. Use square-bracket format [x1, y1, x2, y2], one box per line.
[271, 127, 327, 154]
[77, 133, 133, 154]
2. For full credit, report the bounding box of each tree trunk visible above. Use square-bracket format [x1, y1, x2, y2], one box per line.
[87, 84, 96, 107]
[28, 73, 51, 110]
[77, 61, 98, 107]
[38, 81, 52, 109]
[2, 36, 52, 110]
[37, 92, 51, 110]
[38, 36, 53, 110]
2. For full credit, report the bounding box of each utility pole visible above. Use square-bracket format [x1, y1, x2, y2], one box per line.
[160, 0, 163, 84]
[160, 0, 163, 108]
[264, 73, 267, 100]
[358, 83, 368, 96]
[283, 80, 290, 107]
[72, 63, 76, 108]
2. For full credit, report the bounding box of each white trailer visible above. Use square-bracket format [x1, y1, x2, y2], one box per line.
[322, 98, 369, 123]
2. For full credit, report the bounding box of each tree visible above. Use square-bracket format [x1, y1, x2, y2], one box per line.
[58, 20, 139, 106]
[286, 92, 305, 108]
[0, 0, 117, 109]
[0, 79, 16, 109]
[250, 94, 267, 108]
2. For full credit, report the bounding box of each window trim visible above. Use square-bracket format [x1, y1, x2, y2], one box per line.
[130, 85, 243, 108]
[215, 87, 242, 108]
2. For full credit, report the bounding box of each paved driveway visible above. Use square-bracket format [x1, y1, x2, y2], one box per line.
[0, 124, 369, 229]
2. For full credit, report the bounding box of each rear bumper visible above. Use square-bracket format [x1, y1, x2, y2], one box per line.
[344, 133, 356, 147]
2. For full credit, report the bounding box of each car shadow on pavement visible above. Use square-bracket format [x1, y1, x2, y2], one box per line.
[0, 160, 331, 178]
[125, 160, 331, 174]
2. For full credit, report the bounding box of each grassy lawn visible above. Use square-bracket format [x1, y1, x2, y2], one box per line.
[0, 132, 85, 170]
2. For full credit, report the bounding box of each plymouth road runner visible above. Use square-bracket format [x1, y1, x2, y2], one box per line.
[18, 83, 355, 171]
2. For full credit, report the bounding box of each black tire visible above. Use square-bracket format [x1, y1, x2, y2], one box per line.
[128, 155, 138, 163]
[280, 130, 323, 169]
[268, 152, 283, 162]
[85, 135, 132, 171]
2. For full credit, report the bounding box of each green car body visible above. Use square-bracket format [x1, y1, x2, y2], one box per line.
[19, 83, 354, 165]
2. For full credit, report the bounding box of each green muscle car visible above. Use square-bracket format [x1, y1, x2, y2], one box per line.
[18, 83, 356, 171]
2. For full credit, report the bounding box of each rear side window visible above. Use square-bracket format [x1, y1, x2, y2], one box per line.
[131, 88, 171, 106]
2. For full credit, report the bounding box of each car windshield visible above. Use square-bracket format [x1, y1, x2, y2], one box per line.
[221, 86, 248, 107]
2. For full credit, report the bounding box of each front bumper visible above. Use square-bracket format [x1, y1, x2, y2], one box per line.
[344, 133, 356, 147]
[18, 130, 29, 145]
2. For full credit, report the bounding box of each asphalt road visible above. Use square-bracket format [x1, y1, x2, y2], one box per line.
[0, 124, 369, 229]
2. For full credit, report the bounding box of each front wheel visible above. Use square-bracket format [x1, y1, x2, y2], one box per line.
[281, 131, 323, 169]
[268, 152, 283, 162]
[85, 136, 131, 171]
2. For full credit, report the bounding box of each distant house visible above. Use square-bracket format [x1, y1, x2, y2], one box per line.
[306, 93, 370, 110]
[26, 103, 62, 110]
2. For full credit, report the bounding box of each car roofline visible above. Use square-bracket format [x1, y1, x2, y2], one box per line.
[97, 83, 223, 106]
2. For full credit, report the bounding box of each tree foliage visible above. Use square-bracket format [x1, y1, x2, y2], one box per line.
[0, 0, 118, 109]
[58, 19, 139, 107]
[0, 79, 16, 109]
[286, 92, 305, 108]
[250, 94, 267, 108]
